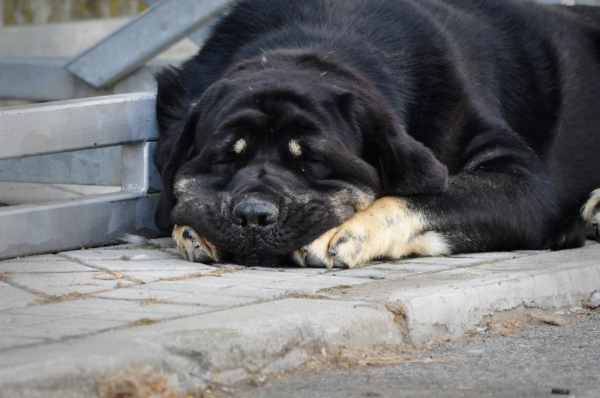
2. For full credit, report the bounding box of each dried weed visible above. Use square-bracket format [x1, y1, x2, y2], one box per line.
[160, 268, 234, 282]
[139, 297, 174, 306]
[284, 291, 328, 300]
[322, 285, 353, 292]
[260, 343, 446, 385]
[96, 365, 185, 398]
[128, 318, 158, 327]
[29, 292, 87, 306]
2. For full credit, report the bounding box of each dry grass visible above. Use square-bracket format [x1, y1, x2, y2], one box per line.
[334, 345, 449, 367]
[96, 365, 185, 398]
[139, 297, 175, 306]
[160, 268, 234, 282]
[255, 343, 447, 386]
[284, 291, 329, 300]
[128, 318, 158, 327]
[384, 303, 408, 326]
[322, 285, 353, 292]
[29, 291, 87, 306]
[468, 311, 567, 338]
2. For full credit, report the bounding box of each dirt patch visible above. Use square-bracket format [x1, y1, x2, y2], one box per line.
[0, 273, 9, 283]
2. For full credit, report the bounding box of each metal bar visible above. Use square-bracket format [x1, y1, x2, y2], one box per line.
[188, 26, 214, 47]
[0, 192, 162, 260]
[67, 0, 229, 88]
[0, 92, 158, 161]
[0, 147, 122, 186]
[0, 57, 166, 101]
[121, 142, 162, 193]
[142, 0, 219, 47]
[0, 143, 162, 189]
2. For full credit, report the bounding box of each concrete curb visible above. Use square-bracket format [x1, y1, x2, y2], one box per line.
[390, 261, 600, 343]
[0, 242, 598, 396]
[0, 299, 400, 397]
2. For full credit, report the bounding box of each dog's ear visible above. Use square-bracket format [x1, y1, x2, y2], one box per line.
[153, 111, 199, 231]
[153, 66, 198, 231]
[360, 103, 448, 196]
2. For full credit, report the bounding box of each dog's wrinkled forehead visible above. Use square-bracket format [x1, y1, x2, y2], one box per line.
[193, 70, 360, 160]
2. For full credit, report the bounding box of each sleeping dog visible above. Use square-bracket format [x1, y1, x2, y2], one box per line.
[153, 0, 600, 267]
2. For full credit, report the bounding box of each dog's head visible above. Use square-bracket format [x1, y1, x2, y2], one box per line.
[153, 50, 447, 265]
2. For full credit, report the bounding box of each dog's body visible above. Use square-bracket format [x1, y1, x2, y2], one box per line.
[154, 0, 600, 267]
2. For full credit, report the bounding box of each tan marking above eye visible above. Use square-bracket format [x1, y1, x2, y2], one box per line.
[289, 140, 302, 157]
[234, 138, 247, 154]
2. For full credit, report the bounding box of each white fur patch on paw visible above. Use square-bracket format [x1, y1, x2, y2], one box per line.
[172, 225, 218, 263]
[582, 188, 600, 239]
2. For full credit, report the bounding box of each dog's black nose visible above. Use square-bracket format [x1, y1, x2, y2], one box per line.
[233, 199, 279, 227]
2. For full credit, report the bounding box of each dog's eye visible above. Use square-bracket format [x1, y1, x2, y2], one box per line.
[301, 160, 330, 179]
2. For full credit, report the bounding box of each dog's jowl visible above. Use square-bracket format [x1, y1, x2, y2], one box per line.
[153, 0, 600, 267]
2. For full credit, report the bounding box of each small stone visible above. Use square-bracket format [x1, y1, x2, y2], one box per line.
[554, 311, 564, 315]
[551, 387, 570, 395]
[535, 314, 566, 326]
[583, 292, 600, 309]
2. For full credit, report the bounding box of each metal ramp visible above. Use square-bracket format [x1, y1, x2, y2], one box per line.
[0, 0, 231, 260]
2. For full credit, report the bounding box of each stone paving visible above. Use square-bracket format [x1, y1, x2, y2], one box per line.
[0, 238, 598, 396]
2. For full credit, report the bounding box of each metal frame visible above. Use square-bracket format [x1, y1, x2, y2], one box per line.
[0, 0, 230, 101]
[0, 92, 157, 160]
[66, 0, 228, 88]
[0, 93, 163, 260]
[0, 58, 165, 102]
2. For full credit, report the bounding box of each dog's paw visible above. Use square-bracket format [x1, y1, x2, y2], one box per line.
[291, 228, 339, 268]
[582, 188, 600, 240]
[291, 214, 390, 268]
[172, 225, 218, 263]
[290, 197, 452, 268]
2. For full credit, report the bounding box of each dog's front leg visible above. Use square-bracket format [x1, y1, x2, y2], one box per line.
[172, 225, 219, 263]
[291, 197, 451, 268]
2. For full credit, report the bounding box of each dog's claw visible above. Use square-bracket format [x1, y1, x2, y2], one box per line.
[290, 249, 308, 267]
[172, 225, 217, 263]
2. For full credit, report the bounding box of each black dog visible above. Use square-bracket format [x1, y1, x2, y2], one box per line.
[153, 0, 600, 267]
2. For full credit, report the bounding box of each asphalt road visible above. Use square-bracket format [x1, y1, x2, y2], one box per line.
[233, 309, 600, 398]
